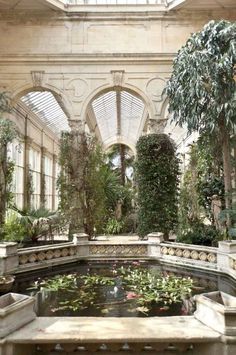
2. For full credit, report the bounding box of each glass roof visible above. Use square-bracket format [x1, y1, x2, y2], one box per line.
[92, 90, 146, 147]
[21, 91, 70, 135]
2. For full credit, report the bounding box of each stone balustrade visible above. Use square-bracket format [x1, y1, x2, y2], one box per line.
[17, 243, 79, 271]
[160, 242, 217, 265]
[1, 237, 236, 280]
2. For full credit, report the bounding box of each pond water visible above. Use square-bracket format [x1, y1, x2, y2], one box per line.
[14, 261, 236, 318]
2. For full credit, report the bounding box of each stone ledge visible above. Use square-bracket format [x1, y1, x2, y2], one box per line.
[6, 316, 221, 344]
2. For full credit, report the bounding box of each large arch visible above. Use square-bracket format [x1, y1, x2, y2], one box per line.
[11, 83, 74, 121]
[83, 84, 153, 149]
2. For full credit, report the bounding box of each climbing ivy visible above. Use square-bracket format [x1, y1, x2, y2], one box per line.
[0, 93, 18, 227]
[135, 134, 180, 239]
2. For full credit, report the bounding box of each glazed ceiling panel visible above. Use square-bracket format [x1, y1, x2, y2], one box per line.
[21, 91, 70, 135]
[92, 90, 145, 146]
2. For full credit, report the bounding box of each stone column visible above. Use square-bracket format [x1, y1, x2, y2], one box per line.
[0, 242, 18, 275]
[218, 241, 236, 272]
[147, 232, 164, 258]
[67, 119, 86, 236]
[40, 146, 46, 208]
[23, 136, 33, 209]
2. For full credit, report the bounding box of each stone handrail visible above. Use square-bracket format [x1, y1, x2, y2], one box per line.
[17, 242, 78, 268]
[160, 241, 217, 264]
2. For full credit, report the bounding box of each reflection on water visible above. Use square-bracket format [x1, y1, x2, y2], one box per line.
[13, 261, 236, 318]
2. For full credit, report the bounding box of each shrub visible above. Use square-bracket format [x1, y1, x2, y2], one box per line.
[136, 134, 180, 239]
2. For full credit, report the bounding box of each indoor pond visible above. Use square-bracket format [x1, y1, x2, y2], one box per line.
[13, 261, 236, 318]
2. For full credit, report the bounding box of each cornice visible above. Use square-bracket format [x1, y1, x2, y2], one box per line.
[0, 53, 176, 65]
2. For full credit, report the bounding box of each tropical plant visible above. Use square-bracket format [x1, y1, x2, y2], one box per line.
[136, 134, 180, 239]
[165, 20, 236, 227]
[104, 217, 124, 235]
[10, 206, 60, 242]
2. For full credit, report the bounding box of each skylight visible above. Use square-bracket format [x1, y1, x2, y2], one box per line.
[92, 90, 146, 147]
[21, 91, 70, 135]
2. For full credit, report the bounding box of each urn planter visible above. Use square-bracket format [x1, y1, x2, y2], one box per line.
[194, 291, 236, 335]
[0, 293, 36, 338]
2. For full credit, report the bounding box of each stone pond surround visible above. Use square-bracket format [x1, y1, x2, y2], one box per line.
[1, 234, 236, 354]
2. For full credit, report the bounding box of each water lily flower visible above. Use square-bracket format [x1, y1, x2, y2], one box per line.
[126, 291, 139, 299]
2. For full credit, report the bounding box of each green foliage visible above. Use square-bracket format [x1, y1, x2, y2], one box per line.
[136, 134, 180, 238]
[166, 20, 236, 135]
[0, 93, 18, 227]
[177, 221, 220, 246]
[104, 217, 124, 235]
[177, 139, 224, 245]
[119, 266, 193, 308]
[10, 206, 60, 242]
[30, 267, 193, 314]
[1, 213, 26, 242]
[58, 132, 135, 237]
[166, 20, 236, 223]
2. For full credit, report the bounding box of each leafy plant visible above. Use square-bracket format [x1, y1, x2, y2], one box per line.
[165, 20, 236, 226]
[2, 213, 26, 243]
[136, 134, 180, 239]
[0, 93, 18, 228]
[30, 267, 193, 315]
[10, 206, 60, 242]
[104, 218, 124, 235]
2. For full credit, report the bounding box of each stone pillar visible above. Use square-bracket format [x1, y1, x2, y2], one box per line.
[147, 232, 164, 258]
[40, 145, 46, 208]
[23, 136, 33, 209]
[217, 241, 236, 272]
[0, 243, 18, 275]
[73, 233, 89, 257]
[67, 119, 86, 236]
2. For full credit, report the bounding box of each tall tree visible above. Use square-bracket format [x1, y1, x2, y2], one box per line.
[165, 20, 236, 226]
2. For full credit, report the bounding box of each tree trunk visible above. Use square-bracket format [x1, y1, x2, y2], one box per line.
[220, 116, 232, 229]
[119, 144, 126, 186]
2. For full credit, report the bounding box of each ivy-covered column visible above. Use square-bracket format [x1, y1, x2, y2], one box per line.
[59, 119, 86, 237]
[0, 94, 18, 227]
[23, 136, 33, 209]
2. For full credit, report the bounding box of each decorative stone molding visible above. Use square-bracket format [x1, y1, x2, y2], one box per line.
[18, 244, 78, 266]
[147, 118, 167, 134]
[161, 244, 217, 264]
[31, 71, 45, 87]
[111, 70, 124, 87]
[89, 244, 148, 257]
[68, 119, 85, 133]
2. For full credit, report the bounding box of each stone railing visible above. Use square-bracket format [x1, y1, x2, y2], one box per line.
[17, 242, 79, 271]
[1, 235, 236, 281]
[89, 241, 148, 258]
[160, 242, 217, 265]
